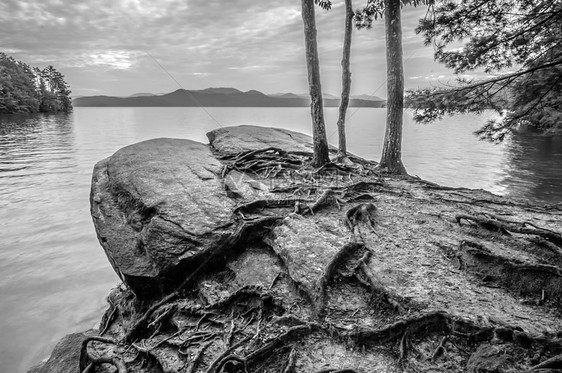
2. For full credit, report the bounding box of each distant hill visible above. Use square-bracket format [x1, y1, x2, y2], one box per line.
[270, 93, 302, 99]
[129, 92, 156, 97]
[352, 94, 385, 101]
[271, 92, 386, 102]
[199, 87, 242, 95]
[73, 88, 386, 108]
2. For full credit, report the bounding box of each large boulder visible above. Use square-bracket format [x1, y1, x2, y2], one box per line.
[90, 138, 236, 296]
[207, 125, 318, 156]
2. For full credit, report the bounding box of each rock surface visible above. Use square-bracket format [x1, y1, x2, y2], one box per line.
[27, 330, 97, 373]
[43, 126, 562, 373]
[90, 128, 335, 296]
[466, 344, 515, 373]
[207, 125, 319, 156]
[90, 138, 236, 296]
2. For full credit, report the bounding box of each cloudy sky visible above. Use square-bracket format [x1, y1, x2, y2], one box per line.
[1, 0, 457, 98]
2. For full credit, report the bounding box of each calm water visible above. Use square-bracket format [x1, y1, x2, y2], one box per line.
[1, 107, 561, 372]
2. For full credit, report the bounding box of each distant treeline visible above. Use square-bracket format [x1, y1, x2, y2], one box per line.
[0, 52, 72, 114]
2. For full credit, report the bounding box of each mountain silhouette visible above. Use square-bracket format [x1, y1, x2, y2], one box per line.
[73, 88, 386, 108]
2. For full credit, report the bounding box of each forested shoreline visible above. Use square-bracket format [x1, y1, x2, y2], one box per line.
[0, 53, 72, 114]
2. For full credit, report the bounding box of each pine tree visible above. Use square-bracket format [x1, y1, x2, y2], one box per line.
[0, 53, 72, 114]
[0, 53, 40, 113]
[39, 65, 73, 113]
[406, 0, 562, 141]
[336, 0, 354, 156]
[356, 0, 434, 174]
[301, 0, 331, 167]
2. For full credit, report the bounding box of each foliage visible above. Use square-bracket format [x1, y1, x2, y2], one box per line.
[0, 52, 72, 114]
[406, 0, 562, 141]
[354, 0, 434, 28]
[315, 0, 332, 10]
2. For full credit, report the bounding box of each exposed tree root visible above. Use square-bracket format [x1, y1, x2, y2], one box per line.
[205, 335, 252, 373]
[132, 327, 186, 353]
[270, 183, 317, 195]
[341, 181, 385, 195]
[532, 353, 562, 370]
[81, 356, 127, 373]
[79, 337, 125, 373]
[219, 147, 301, 163]
[199, 324, 319, 373]
[530, 237, 562, 259]
[219, 147, 303, 176]
[456, 214, 562, 246]
[99, 300, 118, 336]
[148, 304, 176, 329]
[347, 311, 486, 346]
[297, 189, 340, 215]
[187, 341, 213, 373]
[245, 324, 320, 364]
[357, 251, 407, 313]
[314, 243, 365, 317]
[234, 198, 311, 216]
[203, 285, 270, 311]
[124, 216, 281, 343]
[282, 348, 297, 373]
[351, 310, 556, 350]
[457, 240, 562, 309]
[314, 162, 355, 174]
[344, 203, 379, 238]
[431, 336, 448, 361]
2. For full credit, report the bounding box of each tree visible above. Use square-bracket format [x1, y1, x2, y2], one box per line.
[301, 0, 331, 167]
[45, 66, 73, 113]
[0, 53, 40, 113]
[356, 1, 426, 174]
[0, 53, 72, 114]
[378, 0, 407, 174]
[354, 0, 439, 174]
[406, 0, 562, 142]
[336, 0, 354, 156]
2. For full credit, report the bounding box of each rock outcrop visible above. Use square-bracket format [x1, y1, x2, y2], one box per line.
[207, 125, 319, 156]
[27, 330, 97, 373]
[90, 138, 236, 296]
[36, 126, 562, 373]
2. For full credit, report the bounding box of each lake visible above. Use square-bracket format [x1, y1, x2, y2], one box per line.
[1, 107, 561, 372]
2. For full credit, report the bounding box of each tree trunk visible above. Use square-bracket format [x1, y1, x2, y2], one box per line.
[301, 0, 330, 167]
[379, 0, 407, 174]
[336, 0, 353, 156]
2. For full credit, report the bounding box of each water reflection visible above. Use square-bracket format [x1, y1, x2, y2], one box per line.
[500, 134, 562, 205]
[0, 112, 74, 144]
[0, 112, 116, 373]
[0, 114, 76, 209]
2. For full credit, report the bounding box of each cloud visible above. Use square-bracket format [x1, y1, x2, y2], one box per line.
[84, 50, 143, 69]
[0, 0, 453, 96]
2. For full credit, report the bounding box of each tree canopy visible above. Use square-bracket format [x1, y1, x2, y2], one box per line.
[406, 0, 562, 141]
[0, 53, 72, 114]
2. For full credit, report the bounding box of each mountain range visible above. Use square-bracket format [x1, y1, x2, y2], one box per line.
[72, 88, 386, 108]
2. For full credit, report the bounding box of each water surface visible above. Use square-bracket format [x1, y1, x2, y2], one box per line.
[0, 107, 560, 372]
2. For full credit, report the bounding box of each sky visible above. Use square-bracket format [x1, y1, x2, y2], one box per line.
[0, 0, 461, 98]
